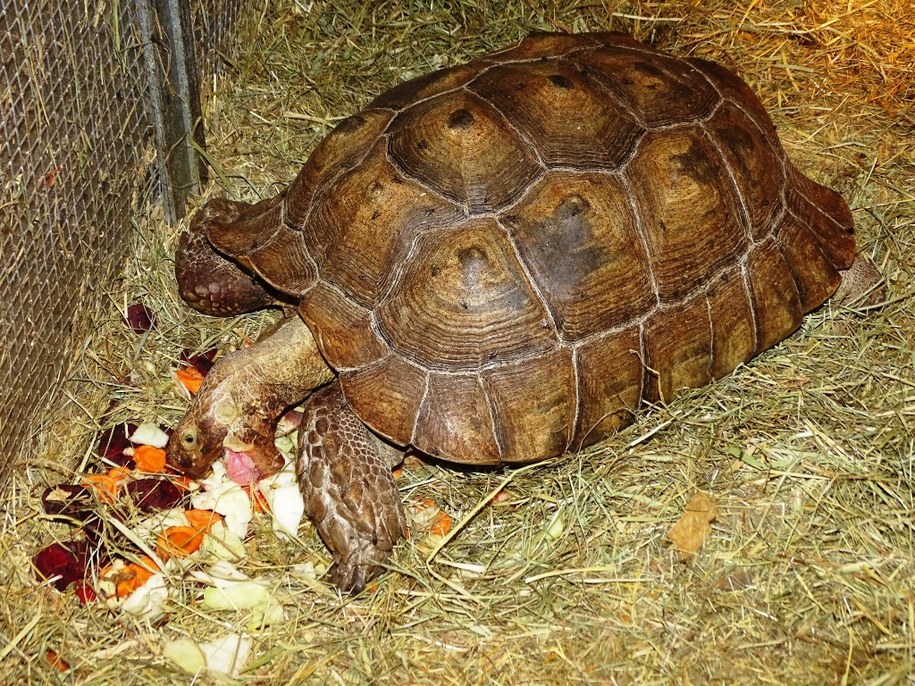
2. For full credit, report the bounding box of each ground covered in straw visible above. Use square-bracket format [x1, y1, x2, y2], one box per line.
[2, 0, 912, 683]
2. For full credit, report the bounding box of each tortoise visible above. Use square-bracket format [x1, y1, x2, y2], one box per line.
[166, 31, 879, 591]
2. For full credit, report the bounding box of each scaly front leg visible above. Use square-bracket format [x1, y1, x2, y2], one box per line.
[297, 382, 407, 593]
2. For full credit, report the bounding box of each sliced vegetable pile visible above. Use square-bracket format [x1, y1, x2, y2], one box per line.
[30, 302, 457, 676]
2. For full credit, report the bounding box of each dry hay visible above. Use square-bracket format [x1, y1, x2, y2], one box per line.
[2, 0, 913, 683]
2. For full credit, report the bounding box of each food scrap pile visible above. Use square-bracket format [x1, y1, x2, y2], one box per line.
[30, 303, 456, 677]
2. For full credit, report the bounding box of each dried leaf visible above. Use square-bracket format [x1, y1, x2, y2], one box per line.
[667, 491, 719, 556]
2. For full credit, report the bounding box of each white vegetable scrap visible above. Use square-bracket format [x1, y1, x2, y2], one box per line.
[199, 633, 252, 678]
[129, 422, 170, 449]
[191, 461, 253, 538]
[258, 466, 305, 539]
[163, 638, 206, 675]
[121, 573, 168, 621]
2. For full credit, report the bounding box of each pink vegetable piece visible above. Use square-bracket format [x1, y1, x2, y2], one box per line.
[124, 303, 155, 333]
[225, 450, 260, 485]
[41, 483, 94, 520]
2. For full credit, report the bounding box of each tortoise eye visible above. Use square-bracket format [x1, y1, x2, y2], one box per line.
[182, 430, 197, 447]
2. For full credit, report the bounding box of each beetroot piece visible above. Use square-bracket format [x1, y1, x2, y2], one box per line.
[73, 580, 97, 604]
[179, 347, 217, 375]
[126, 478, 185, 512]
[41, 484, 94, 521]
[124, 303, 155, 333]
[33, 540, 89, 591]
[95, 424, 136, 467]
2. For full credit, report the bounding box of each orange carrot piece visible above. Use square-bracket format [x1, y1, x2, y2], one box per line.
[83, 467, 131, 502]
[431, 511, 452, 537]
[184, 508, 222, 533]
[133, 445, 167, 473]
[100, 555, 159, 598]
[45, 649, 70, 672]
[175, 366, 205, 394]
[243, 485, 271, 513]
[156, 525, 205, 560]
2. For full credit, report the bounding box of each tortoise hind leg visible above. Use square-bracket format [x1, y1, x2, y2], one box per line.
[175, 197, 283, 316]
[297, 382, 407, 593]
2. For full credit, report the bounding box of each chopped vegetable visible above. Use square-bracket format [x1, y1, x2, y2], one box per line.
[163, 638, 207, 675]
[133, 445, 167, 473]
[40, 483, 93, 520]
[32, 540, 89, 591]
[124, 303, 155, 333]
[82, 467, 131, 503]
[175, 366, 206, 394]
[156, 526, 206, 560]
[199, 633, 252, 678]
[95, 424, 136, 467]
[99, 556, 160, 599]
[199, 521, 246, 562]
[121, 573, 168, 620]
[127, 478, 185, 512]
[179, 347, 217, 375]
[185, 508, 222, 533]
[45, 649, 70, 672]
[129, 422, 170, 449]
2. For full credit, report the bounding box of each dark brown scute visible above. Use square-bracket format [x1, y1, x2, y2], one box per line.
[705, 101, 785, 240]
[412, 373, 501, 464]
[785, 165, 856, 270]
[572, 326, 643, 449]
[481, 347, 575, 461]
[388, 89, 542, 212]
[375, 220, 556, 371]
[284, 109, 395, 229]
[574, 46, 719, 127]
[746, 239, 805, 353]
[303, 141, 462, 308]
[706, 268, 757, 379]
[469, 59, 643, 169]
[339, 355, 426, 446]
[776, 213, 842, 312]
[503, 171, 654, 340]
[298, 284, 388, 370]
[643, 295, 713, 405]
[626, 128, 747, 302]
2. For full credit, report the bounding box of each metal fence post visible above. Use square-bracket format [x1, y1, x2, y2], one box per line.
[136, 0, 208, 224]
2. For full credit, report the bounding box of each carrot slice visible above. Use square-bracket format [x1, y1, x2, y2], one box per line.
[184, 509, 222, 533]
[83, 467, 131, 502]
[175, 366, 205, 394]
[156, 525, 205, 560]
[133, 445, 167, 473]
[100, 556, 159, 598]
[45, 649, 69, 672]
[431, 511, 452, 537]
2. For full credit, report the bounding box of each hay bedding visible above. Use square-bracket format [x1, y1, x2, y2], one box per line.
[3, 0, 913, 682]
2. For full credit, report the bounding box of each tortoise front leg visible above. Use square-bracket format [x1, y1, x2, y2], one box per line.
[297, 382, 407, 593]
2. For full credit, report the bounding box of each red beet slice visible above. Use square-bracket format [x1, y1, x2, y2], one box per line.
[125, 303, 155, 333]
[73, 580, 97, 604]
[41, 484, 94, 520]
[95, 424, 136, 467]
[179, 347, 217, 375]
[33, 540, 89, 591]
[126, 478, 185, 512]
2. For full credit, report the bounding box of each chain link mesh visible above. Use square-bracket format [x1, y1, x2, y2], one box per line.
[0, 1, 245, 484]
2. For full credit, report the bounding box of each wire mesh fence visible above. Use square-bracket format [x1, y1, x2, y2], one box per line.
[0, 0, 246, 485]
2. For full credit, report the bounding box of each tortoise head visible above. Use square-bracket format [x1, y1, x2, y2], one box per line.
[166, 382, 286, 481]
[166, 391, 238, 478]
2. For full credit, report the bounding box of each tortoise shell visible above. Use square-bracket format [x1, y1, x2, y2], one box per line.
[208, 32, 856, 465]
